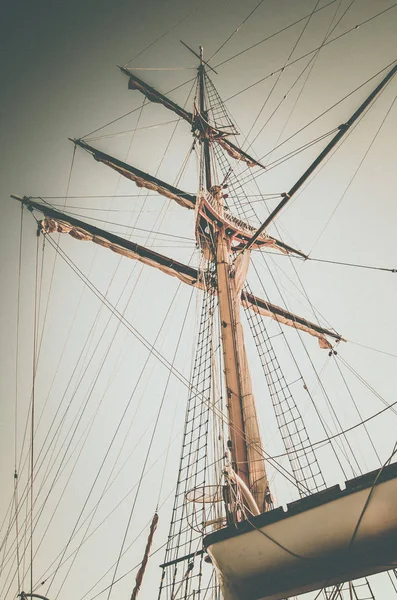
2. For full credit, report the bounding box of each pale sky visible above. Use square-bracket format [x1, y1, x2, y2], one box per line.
[1, 1, 397, 599]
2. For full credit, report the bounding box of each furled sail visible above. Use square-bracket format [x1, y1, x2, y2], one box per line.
[13, 197, 341, 346]
[72, 140, 306, 258]
[72, 138, 196, 210]
[120, 68, 194, 123]
[120, 67, 265, 169]
[241, 291, 339, 349]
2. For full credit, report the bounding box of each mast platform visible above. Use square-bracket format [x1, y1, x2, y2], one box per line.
[204, 462, 397, 600]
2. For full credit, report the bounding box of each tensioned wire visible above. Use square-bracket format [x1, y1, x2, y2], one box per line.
[231, 59, 397, 191]
[250, 258, 362, 479]
[242, 0, 354, 157]
[44, 216, 390, 600]
[241, 0, 323, 152]
[232, 59, 397, 190]
[260, 0, 349, 168]
[266, 70, 397, 247]
[10, 143, 77, 550]
[2, 89, 197, 600]
[3, 78, 196, 592]
[35, 90, 198, 596]
[78, 2, 341, 141]
[26, 193, 195, 600]
[203, 51, 358, 478]
[77, 5, 396, 166]
[31, 420, 190, 597]
[123, 0, 209, 66]
[13, 69, 195, 524]
[211, 0, 339, 68]
[1, 227, 44, 597]
[207, 0, 267, 63]
[34, 274, 189, 593]
[42, 233, 314, 497]
[13, 202, 24, 593]
[31, 237, 397, 596]
[8, 16, 392, 596]
[239, 58, 397, 266]
[52, 283, 196, 600]
[309, 87, 397, 254]
[201, 83, 358, 482]
[332, 355, 381, 465]
[222, 4, 397, 99]
[105, 286, 196, 600]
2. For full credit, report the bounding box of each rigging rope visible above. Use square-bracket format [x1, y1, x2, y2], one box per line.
[214, 0, 339, 68]
[309, 87, 397, 253]
[223, 5, 397, 100]
[208, 0, 266, 62]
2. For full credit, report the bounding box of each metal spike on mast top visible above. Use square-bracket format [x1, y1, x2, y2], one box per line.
[180, 40, 218, 74]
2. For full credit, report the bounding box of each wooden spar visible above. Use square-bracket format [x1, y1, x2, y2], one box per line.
[244, 61, 397, 251]
[71, 138, 197, 209]
[71, 139, 302, 255]
[9, 195, 341, 344]
[120, 64, 265, 169]
[130, 512, 158, 600]
[212, 186, 270, 512]
[197, 51, 269, 511]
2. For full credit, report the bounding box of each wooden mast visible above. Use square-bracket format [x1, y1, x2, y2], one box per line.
[197, 49, 270, 513]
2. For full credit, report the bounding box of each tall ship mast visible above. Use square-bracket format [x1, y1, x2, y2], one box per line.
[2, 4, 397, 600]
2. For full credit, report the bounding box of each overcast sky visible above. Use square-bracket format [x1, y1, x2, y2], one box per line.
[1, 1, 397, 599]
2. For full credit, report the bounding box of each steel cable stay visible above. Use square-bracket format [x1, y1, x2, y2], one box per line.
[234, 63, 397, 234]
[222, 5, 397, 99]
[309, 88, 397, 254]
[38, 233, 314, 497]
[1, 264, 195, 596]
[1, 258, 152, 572]
[41, 287, 193, 598]
[249, 258, 362, 479]
[245, 58, 397, 180]
[241, 0, 324, 153]
[216, 57, 397, 224]
[30, 437, 196, 598]
[38, 211, 394, 600]
[207, 0, 266, 63]
[211, 139, 358, 481]
[212, 0, 339, 69]
[12, 146, 79, 501]
[332, 356, 382, 465]
[6, 19, 397, 600]
[69, 288, 196, 600]
[79, 74, 197, 141]
[244, 0, 354, 158]
[258, 0, 349, 169]
[255, 250, 397, 275]
[221, 59, 397, 236]
[0, 228, 45, 600]
[196, 94, 364, 491]
[15, 77, 196, 540]
[2, 83, 201, 592]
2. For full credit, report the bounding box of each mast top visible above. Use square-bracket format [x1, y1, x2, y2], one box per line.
[179, 40, 217, 74]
